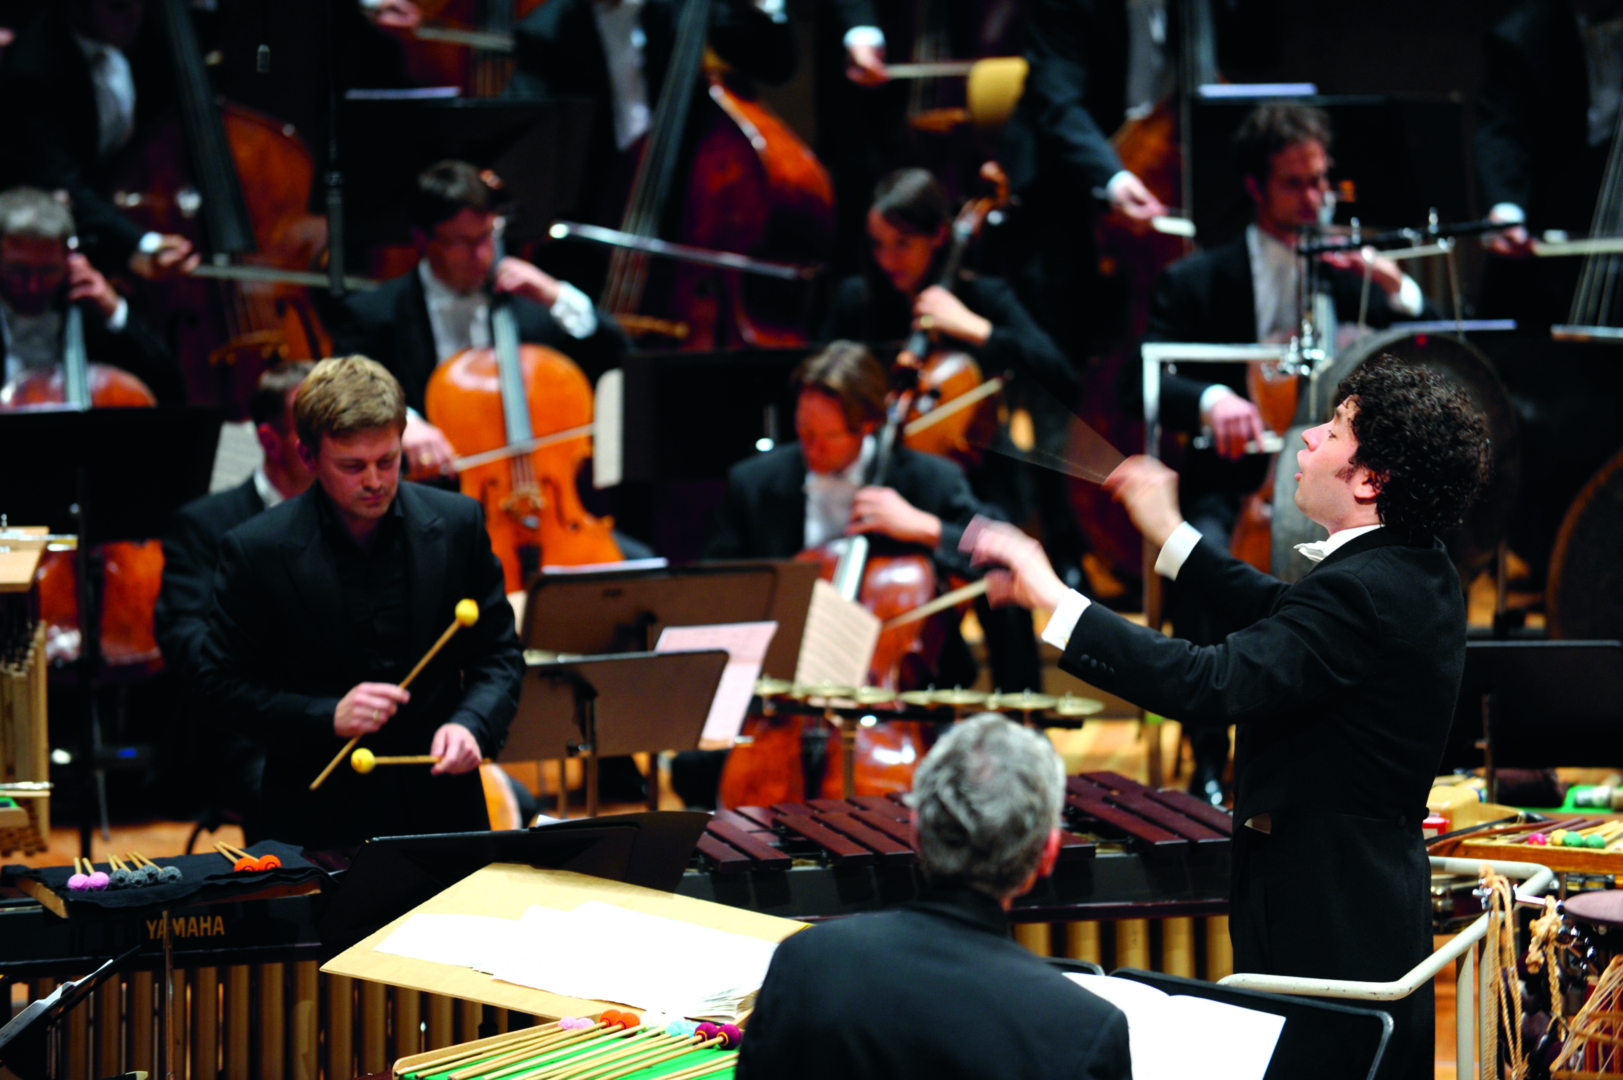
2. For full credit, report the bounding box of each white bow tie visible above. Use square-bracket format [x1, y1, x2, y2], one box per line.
[1293, 540, 1332, 563]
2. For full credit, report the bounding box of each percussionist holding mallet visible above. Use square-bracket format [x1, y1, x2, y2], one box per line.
[195, 356, 524, 849]
[967, 356, 1489, 1080]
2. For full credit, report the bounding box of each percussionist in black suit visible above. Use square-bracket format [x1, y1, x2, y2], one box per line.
[736, 713, 1132, 1080]
[968, 356, 1490, 1080]
[153, 361, 314, 832]
[194, 356, 524, 848]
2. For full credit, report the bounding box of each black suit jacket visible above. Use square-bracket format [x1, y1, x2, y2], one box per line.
[321, 268, 630, 416]
[736, 887, 1132, 1080]
[701, 443, 991, 577]
[194, 482, 524, 848]
[155, 475, 264, 674]
[2, 300, 186, 404]
[819, 271, 1079, 400]
[507, 0, 796, 220]
[0, 4, 173, 270]
[1059, 528, 1461, 1080]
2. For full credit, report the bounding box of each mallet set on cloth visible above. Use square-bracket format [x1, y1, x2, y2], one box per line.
[400, 1010, 742, 1080]
[215, 841, 282, 872]
[310, 599, 480, 791]
[68, 852, 181, 892]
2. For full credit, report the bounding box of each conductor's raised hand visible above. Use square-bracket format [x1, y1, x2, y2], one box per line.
[967, 521, 1068, 613]
[334, 683, 411, 739]
[1102, 456, 1184, 551]
[430, 723, 482, 775]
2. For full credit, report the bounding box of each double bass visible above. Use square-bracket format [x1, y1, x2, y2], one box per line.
[597, 0, 834, 349]
[424, 222, 621, 593]
[110, 0, 331, 419]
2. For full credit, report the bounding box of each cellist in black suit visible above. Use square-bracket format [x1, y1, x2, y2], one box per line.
[970, 357, 1491, 1080]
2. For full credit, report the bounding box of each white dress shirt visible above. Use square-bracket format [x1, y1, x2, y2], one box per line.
[417, 261, 597, 365]
[1578, 10, 1623, 148]
[1040, 520, 1384, 650]
[803, 436, 875, 550]
[252, 466, 288, 510]
[74, 33, 137, 162]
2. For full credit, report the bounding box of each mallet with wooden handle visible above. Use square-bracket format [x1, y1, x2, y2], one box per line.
[310, 598, 480, 790]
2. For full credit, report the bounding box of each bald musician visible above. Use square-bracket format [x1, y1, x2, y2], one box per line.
[194, 356, 523, 848]
[736, 714, 1131, 1080]
[969, 357, 1490, 1080]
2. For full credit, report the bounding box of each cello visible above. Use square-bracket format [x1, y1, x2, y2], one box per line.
[597, 0, 834, 349]
[424, 222, 621, 594]
[717, 375, 947, 809]
[109, 0, 331, 420]
[0, 307, 166, 670]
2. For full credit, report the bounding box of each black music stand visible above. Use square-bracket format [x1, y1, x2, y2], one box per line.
[1439, 640, 1623, 801]
[505, 650, 728, 819]
[339, 97, 598, 251]
[0, 945, 141, 1080]
[318, 811, 710, 953]
[1110, 968, 1392, 1080]
[522, 560, 818, 683]
[0, 407, 221, 857]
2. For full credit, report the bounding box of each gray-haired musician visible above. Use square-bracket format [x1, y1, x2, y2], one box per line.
[736, 714, 1132, 1080]
[970, 356, 1491, 1080]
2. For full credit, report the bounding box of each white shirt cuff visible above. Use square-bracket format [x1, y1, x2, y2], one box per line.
[137, 232, 164, 255]
[1197, 383, 1239, 426]
[754, 0, 787, 22]
[549, 281, 598, 340]
[1392, 274, 1424, 317]
[843, 26, 885, 49]
[1104, 170, 1137, 203]
[1040, 589, 1092, 650]
[105, 297, 129, 333]
[406, 406, 423, 422]
[1154, 521, 1203, 580]
[1488, 202, 1526, 225]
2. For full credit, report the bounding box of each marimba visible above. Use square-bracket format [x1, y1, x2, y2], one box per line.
[681, 770, 1234, 980]
[1, 523, 51, 856]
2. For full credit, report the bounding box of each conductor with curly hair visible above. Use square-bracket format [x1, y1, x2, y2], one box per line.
[968, 355, 1490, 1080]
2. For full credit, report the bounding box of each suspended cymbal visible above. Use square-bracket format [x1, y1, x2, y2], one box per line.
[987, 690, 1058, 713]
[754, 677, 795, 699]
[1053, 694, 1105, 718]
[932, 687, 989, 708]
[790, 682, 859, 702]
[853, 687, 898, 706]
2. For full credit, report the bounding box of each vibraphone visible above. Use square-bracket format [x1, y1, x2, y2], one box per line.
[680, 770, 1235, 980]
[0, 887, 571, 1080]
[1, 523, 50, 856]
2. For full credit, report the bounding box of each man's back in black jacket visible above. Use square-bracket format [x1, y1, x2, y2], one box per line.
[736, 888, 1131, 1080]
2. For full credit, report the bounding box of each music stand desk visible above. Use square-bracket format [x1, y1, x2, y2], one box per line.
[321, 864, 804, 1021]
[507, 650, 729, 818]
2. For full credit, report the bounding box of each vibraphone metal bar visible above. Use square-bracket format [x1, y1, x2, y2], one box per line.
[680, 770, 1235, 980]
[0, 892, 555, 1080]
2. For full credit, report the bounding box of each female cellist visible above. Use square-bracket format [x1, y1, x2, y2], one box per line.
[819, 167, 1070, 694]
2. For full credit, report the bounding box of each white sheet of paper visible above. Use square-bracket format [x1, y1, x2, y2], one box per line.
[1066, 974, 1284, 1080]
[655, 622, 779, 743]
[491, 901, 780, 1018]
[793, 579, 880, 687]
[372, 913, 519, 974]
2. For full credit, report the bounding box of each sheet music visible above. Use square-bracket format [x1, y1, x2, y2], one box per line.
[655, 622, 778, 744]
[793, 579, 880, 687]
[372, 913, 517, 974]
[209, 420, 261, 492]
[1065, 974, 1284, 1080]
